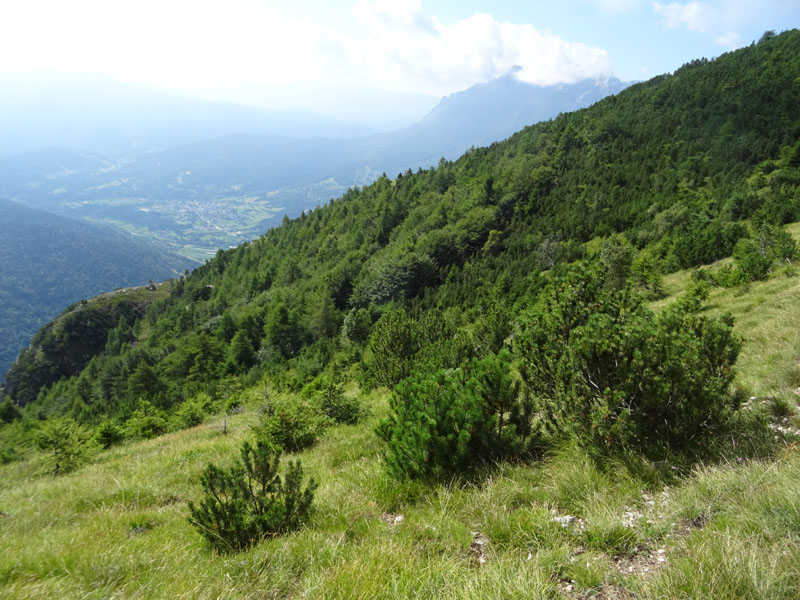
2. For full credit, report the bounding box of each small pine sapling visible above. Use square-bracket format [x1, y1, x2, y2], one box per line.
[188, 440, 316, 553]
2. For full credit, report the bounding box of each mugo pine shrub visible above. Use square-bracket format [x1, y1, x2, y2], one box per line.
[316, 379, 362, 424]
[516, 262, 741, 462]
[377, 350, 540, 480]
[188, 440, 316, 553]
[252, 393, 329, 452]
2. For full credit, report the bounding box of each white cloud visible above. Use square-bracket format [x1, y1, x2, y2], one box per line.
[714, 31, 742, 47]
[650, 0, 781, 51]
[0, 0, 326, 88]
[653, 1, 715, 33]
[584, 0, 645, 12]
[347, 0, 613, 95]
[0, 0, 615, 96]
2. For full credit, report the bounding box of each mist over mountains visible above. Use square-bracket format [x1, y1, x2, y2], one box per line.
[192, 80, 441, 133]
[0, 73, 628, 254]
[0, 71, 628, 381]
[0, 73, 382, 160]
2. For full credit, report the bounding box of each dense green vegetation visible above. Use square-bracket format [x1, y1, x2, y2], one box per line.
[1, 30, 800, 598]
[0, 199, 191, 382]
[4, 30, 798, 444]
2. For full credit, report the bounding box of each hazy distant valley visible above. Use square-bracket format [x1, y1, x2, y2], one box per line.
[0, 71, 627, 379]
[0, 74, 627, 262]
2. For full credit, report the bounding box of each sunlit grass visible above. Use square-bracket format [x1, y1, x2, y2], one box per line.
[3, 405, 800, 599]
[4, 233, 800, 598]
[652, 223, 800, 398]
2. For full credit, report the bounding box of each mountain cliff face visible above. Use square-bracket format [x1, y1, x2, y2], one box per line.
[3, 31, 799, 433]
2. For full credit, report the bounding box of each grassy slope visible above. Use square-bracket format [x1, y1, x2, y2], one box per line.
[653, 221, 800, 399]
[2, 231, 800, 599]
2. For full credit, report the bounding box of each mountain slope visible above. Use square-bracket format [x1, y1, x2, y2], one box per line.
[2, 30, 800, 600]
[0, 198, 192, 381]
[3, 232, 800, 597]
[0, 76, 629, 259]
[4, 30, 799, 417]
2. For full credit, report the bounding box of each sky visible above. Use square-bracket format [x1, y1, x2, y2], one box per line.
[0, 0, 797, 102]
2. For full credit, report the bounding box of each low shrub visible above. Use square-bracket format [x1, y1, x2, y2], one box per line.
[36, 417, 94, 474]
[188, 440, 316, 553]
[253, 394, 329, 452]
[94, 420, 125, 449]
[516, 262, 742, 463]
[376, 349, 540, 480]
[172, 396, 209, 429]
[317, 381, 362, 425]
[125, 400, 169, 439]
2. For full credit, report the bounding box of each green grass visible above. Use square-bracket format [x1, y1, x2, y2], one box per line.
[652, 223, 800, 399]
[4, 234, 800, 598]
[3, 395, 800, 598]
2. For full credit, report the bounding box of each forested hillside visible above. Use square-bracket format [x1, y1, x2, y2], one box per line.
[2, 29, 800, 600]
[0, 76, 626, 264]
[0, 199, 190, 382]
[2, 30, 798, 441]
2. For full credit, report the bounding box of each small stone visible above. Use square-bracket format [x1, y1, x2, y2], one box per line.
[622, 510, 643, 528]
[129, 525, 149, 537]
[381, 512, 404, 526]
[553, 515, 576, 527]
[470, 531, 490, 565]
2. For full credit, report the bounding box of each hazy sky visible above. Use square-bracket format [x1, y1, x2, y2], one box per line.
[1, 0, 797, 99]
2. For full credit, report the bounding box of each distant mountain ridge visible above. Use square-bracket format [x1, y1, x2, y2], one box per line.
[0, 72, 380, 160]
[422, 74, 628, 143]
[356, 75, 630, 175]
[0, 75, 630, 250]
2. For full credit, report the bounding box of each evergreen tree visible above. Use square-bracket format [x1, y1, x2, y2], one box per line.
[0, 397, 21, 423]
[228, 329, 255, 373]
[515, 262, 741, 461]
[36, 418, 93, 475]
[188, 440, 316, 553]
